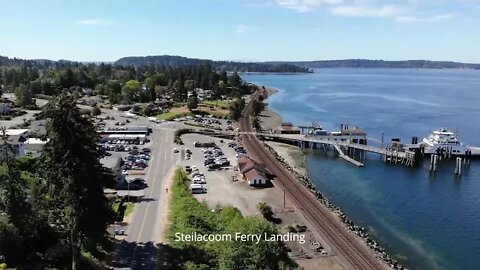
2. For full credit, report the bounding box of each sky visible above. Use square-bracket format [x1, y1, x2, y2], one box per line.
[1, 0, 480, 62]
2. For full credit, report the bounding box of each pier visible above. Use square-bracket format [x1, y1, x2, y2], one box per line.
[333, 144, 364, 167]
[197, 126, 478, 169]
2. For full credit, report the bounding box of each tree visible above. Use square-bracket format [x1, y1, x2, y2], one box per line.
[14, 84, 34, 108]
[0, 128, 28, 226]
[257, 202, 273, 220]
[40, 94, 114, 269]
[229, 98, 245, 121]
[228, 72, 241, 88]
[91, 105, 101, 116]
[252, 116, 261, 131]
[187, 92, 199, 111]
[251, 99, 265, 116]
[121, 80, 141, 104]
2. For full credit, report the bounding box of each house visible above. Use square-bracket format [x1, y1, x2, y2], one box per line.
[0, 98, 15, 114]
[82, 88, 94, 96]
[1, 129, 30, 157]
[278, 122, 300, 134]
[0, 102, 12, 114]
[193, 88, 214, 101]
[238, 157, 270, 186]
[23, 138, 48, 157]
[77, 96, 96, 106]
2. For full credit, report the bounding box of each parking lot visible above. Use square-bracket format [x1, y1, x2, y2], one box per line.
[178, 133, 289, 216]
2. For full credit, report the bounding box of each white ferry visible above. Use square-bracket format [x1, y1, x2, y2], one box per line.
[422, 128, 470, 155]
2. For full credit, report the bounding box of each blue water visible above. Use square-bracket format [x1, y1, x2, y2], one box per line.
[242, 69, 480, 270]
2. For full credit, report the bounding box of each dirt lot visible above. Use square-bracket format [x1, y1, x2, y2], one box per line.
[177, 133, 346, 270]
[178, 133, 291, 216]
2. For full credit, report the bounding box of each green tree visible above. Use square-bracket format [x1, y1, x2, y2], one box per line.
[14, 84, 35, 108]
[0, 128, 28, 227]
[252, 116, 261, 131]
[91, 105, 101, 116]
[228, 72, 241, 88]
[40, 94, 114, 269]
[187, 92, 199, 111]
[121, 80, 141, 104]
[229, 98, 245, 121]
[257, 202, 273, 220]
[251, 99, 265, 116]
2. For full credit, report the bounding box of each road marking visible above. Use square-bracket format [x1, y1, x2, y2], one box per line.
[136, 136, 164, 243]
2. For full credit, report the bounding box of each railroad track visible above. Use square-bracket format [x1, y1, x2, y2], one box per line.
[239, 92, 386, 270]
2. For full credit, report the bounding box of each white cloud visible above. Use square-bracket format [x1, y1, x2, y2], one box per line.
[395, 13, 457, 23]
[236, 24, 250, 33]
[275, 0, 343, 13]
[77, 18, 112, 25]
[331, 4, 399, 17]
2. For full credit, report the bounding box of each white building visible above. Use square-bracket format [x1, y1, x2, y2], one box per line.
[23, 138, 48, 157]
[1, 129, 29, 157]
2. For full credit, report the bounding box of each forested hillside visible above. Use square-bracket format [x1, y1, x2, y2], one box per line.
[115, 55, 311, 73]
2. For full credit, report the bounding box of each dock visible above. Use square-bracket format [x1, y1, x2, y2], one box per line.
[333, 144, 364, 167]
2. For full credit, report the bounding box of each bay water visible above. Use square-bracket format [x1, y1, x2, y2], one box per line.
[243, 69, 480, 270]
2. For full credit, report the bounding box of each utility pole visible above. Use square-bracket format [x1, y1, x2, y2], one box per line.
[283, 188, 286, 209]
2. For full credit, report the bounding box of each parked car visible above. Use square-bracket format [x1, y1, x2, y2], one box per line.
[173, 148, 179, 153]
[207, 163, 220, 170]
[193, 178, 206, 184]
[204, 159, 214, 166]
[190, 184, 207, 194]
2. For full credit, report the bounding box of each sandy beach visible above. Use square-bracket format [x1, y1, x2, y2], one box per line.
[256, 86, 307, 176]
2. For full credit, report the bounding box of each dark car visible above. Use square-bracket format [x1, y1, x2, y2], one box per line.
[142, 148, 151, 153]
[207, 163, 220, 170]
[204, 159, 214, 166]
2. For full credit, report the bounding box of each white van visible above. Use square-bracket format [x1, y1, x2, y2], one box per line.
[190, 184, 207, 194]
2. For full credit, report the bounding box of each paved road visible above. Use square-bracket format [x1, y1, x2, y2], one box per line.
[113, 122, 179, 269]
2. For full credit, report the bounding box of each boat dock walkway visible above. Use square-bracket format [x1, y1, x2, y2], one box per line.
[333, 144, 364, 167]
[261, 133, 412, 158]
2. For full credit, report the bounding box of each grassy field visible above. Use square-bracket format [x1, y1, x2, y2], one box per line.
[164, 169, 296, 269]
[156, 105, 230, 120]
[201, 99, 231, 108]
[156, 106, 194, 120]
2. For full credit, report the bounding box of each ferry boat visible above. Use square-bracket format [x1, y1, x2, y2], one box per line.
[422, 128, 470, 155]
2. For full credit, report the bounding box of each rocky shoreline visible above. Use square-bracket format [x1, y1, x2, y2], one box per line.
[262, 143, 405, 269]
[256, 86, 405, 269]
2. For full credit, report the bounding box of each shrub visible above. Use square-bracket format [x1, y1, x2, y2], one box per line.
[257, 202, 274, 220]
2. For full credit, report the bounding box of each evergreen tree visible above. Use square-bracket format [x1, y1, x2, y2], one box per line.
[40, 94, 113, 269]
[187, 92, 199, 111]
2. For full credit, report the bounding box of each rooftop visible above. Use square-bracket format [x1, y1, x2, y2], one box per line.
[5, 129, 29, 136]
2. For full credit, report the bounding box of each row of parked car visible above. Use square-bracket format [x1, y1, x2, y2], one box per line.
[202, 146, 230, 170]
[234, 145, 247, 158]
[121, 147, 151, 174]
[102, 144, 143, 152]
[186, 166, 207, 194]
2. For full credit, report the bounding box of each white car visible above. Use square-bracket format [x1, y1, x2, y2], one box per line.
[173, 148, 179, 153]
[193, 179, 206, 184]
